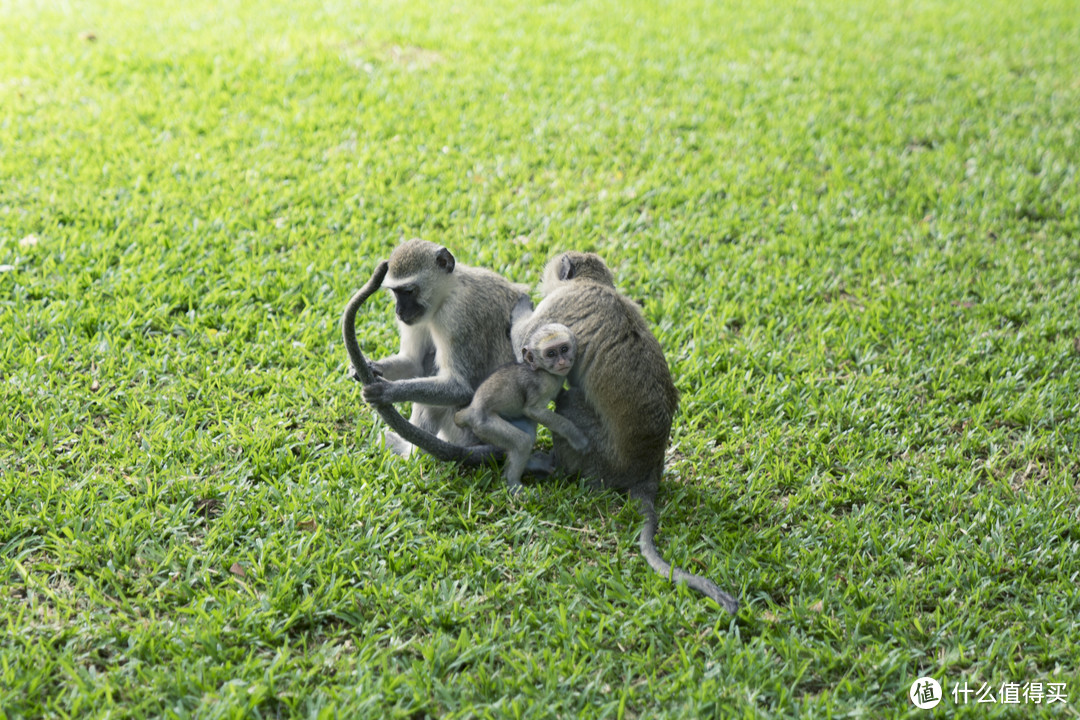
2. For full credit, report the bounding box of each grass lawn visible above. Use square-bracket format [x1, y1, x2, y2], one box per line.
[2, 0, 1079, 716]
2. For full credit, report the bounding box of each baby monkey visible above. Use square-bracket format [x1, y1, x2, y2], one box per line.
[455, 323, 588, 492]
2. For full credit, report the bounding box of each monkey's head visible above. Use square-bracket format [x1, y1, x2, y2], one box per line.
[541, 252, 615, 294]
[385, 238, 456, 325]
[523, 323, 576, 377]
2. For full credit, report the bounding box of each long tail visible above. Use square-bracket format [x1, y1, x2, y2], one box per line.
[635, 490, 740, 614]
[341, 261, 389, 388]
[341, 261, 501, 466]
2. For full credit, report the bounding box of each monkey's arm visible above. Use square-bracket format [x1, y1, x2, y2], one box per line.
[522, 406, 590, 452]
[369, 325, 434, 380]
[368, 352, 429, 381]
[362, 375, 474, 408]
[509, 298, 536, 363]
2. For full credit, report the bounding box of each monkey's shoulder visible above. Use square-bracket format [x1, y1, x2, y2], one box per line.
[443, 269, 528, 333]
[488, 359, 537, 382]
[539, 283, 647, 338]
[457, 265, 529, 300]
[492, 361, 561, 392]
[546, 279, 640, 311]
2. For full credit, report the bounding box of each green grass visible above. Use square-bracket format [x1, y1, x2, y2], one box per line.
[2, 0, 1079, 716]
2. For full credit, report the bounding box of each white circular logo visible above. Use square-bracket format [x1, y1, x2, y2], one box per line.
[910, 677, 942, 709]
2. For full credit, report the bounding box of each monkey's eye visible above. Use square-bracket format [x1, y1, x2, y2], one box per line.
[545, 349, 557, 359]
[560, 345, 569, 354]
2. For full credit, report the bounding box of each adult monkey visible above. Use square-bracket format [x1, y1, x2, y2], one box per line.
[341, 238, 528, 463]
[512, 252, 740, 614]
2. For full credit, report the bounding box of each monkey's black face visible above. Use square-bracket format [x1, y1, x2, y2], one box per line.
[392, 285, 426, 325]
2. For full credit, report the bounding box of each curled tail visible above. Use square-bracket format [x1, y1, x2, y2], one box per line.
[341, 260, 389, 387]
[342, 261, 500, 466]
[635, 490, 740, 614]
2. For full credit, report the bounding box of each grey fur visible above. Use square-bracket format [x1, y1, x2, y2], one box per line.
[512, 252, 739, 614]
[360, 239, 530, 455]
[342, 260, 501, 465]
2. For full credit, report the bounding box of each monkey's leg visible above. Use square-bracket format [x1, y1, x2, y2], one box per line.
[367, 353, 424, 381]
[430, 405, 477, 446]
[506, 416, 537, 436]
[382, 431, 413, 457]
[523, 451, 555, 478]
[471, 416, 535, 491]
[509, 417, 554, 478]
[383, 403, 442, 457]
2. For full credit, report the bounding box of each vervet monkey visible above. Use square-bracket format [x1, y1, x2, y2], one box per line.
[511, 252, 740, 614]
[454, 323, 589, 492]
[343, 261, 495, 464]
[349, 239, 529, 458]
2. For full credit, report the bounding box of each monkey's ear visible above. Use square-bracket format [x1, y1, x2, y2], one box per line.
[522, 348, 538, 369]
[435, 248, 456, 273]
[558, 254, 575, 281]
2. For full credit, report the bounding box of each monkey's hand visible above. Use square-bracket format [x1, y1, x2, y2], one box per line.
[347, 361, 385, 383]
[511, 294, 534, 325]
[567, 433, 590, 453]
[361, 378, 393, 406]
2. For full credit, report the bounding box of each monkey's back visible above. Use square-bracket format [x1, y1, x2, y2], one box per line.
[436, 265, 529, 391]
[471, 362, 541, 415]
[537, 280, 678, 490]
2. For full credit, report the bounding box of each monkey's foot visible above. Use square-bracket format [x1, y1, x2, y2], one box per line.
[584, 477, 605, 492]
[383, 430, 416, 458]
[522, 451, 555, 478]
